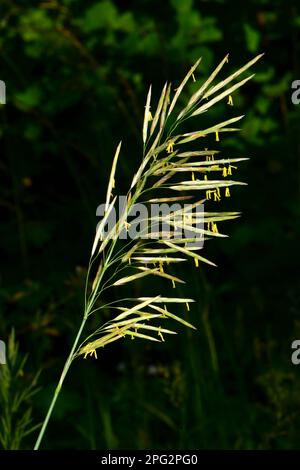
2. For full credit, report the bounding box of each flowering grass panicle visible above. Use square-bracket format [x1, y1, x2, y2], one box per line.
[34, 53, 263, 449]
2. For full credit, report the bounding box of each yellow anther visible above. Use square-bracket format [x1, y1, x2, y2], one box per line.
[227, 95, 233, 106]
[194, 258, 199, 267]
[225, 187, 231, 197]
[92, 350, 98, 359]
[222, 167, 228, 177]
[167, 140, 174, 154]
[227, 164, 237, 175]
[206, 190, 212, 200]
[215, 131, 220, 142]
[84, 349, 97, 359]
[186, 302, 190, 311]
[213, 190, 221, 202]
[192, 172, 195, 181]
[212, 222, 218, 233]
[172, 279, 176, 289]
[158, 326, 165, 342]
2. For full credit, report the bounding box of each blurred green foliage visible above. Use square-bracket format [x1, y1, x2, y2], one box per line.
[0, 330, 40, 449]
[1, 0, 300, 449]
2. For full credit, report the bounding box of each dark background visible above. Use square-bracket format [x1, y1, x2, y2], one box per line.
[1, 0, 300, 449]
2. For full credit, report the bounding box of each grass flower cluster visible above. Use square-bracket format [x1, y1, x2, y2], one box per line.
[34, 53, 263, 449]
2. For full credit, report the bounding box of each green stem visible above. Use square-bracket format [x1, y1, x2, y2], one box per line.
[34, 181, 143, 450]
[34, 315, 87, 450]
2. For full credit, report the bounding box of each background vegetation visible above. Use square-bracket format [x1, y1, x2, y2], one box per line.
[1, 0, 300, 449]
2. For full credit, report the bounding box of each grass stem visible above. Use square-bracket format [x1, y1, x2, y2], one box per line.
[34, 315, 87, 450]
